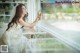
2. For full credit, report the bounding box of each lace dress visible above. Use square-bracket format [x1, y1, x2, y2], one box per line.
[1, 23, 31, 53]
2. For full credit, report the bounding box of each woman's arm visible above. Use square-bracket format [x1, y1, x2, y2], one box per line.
[19, 19, 37, 28]
[19, 10, 42, 28]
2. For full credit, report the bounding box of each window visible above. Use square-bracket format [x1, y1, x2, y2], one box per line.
[0, 0, 27, 23]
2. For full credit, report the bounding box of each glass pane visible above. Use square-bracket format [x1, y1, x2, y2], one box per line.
[0, 16, 4, 22]
[41, 1, 80, 22]
[40, 0, 80, 53]
[5, 16, 10, 23]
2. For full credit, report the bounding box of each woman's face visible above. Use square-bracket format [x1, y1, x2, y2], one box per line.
[22, 6, 27, 15]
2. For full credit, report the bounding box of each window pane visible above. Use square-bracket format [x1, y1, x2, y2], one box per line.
[41, 1, 80, 22]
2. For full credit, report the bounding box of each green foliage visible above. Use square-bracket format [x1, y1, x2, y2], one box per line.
[45, 8, 80, 14]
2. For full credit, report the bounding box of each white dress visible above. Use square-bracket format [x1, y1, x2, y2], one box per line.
[2, 23, 31, 53]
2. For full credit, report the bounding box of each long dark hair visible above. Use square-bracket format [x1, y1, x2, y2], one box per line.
[6, 4, 28, 31]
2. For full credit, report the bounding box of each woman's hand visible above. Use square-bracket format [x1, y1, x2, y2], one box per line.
[31, 10, 42, 27]
[37, 10, 42, 21]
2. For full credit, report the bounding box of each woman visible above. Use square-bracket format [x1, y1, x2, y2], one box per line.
[1, 4, 42, 53]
